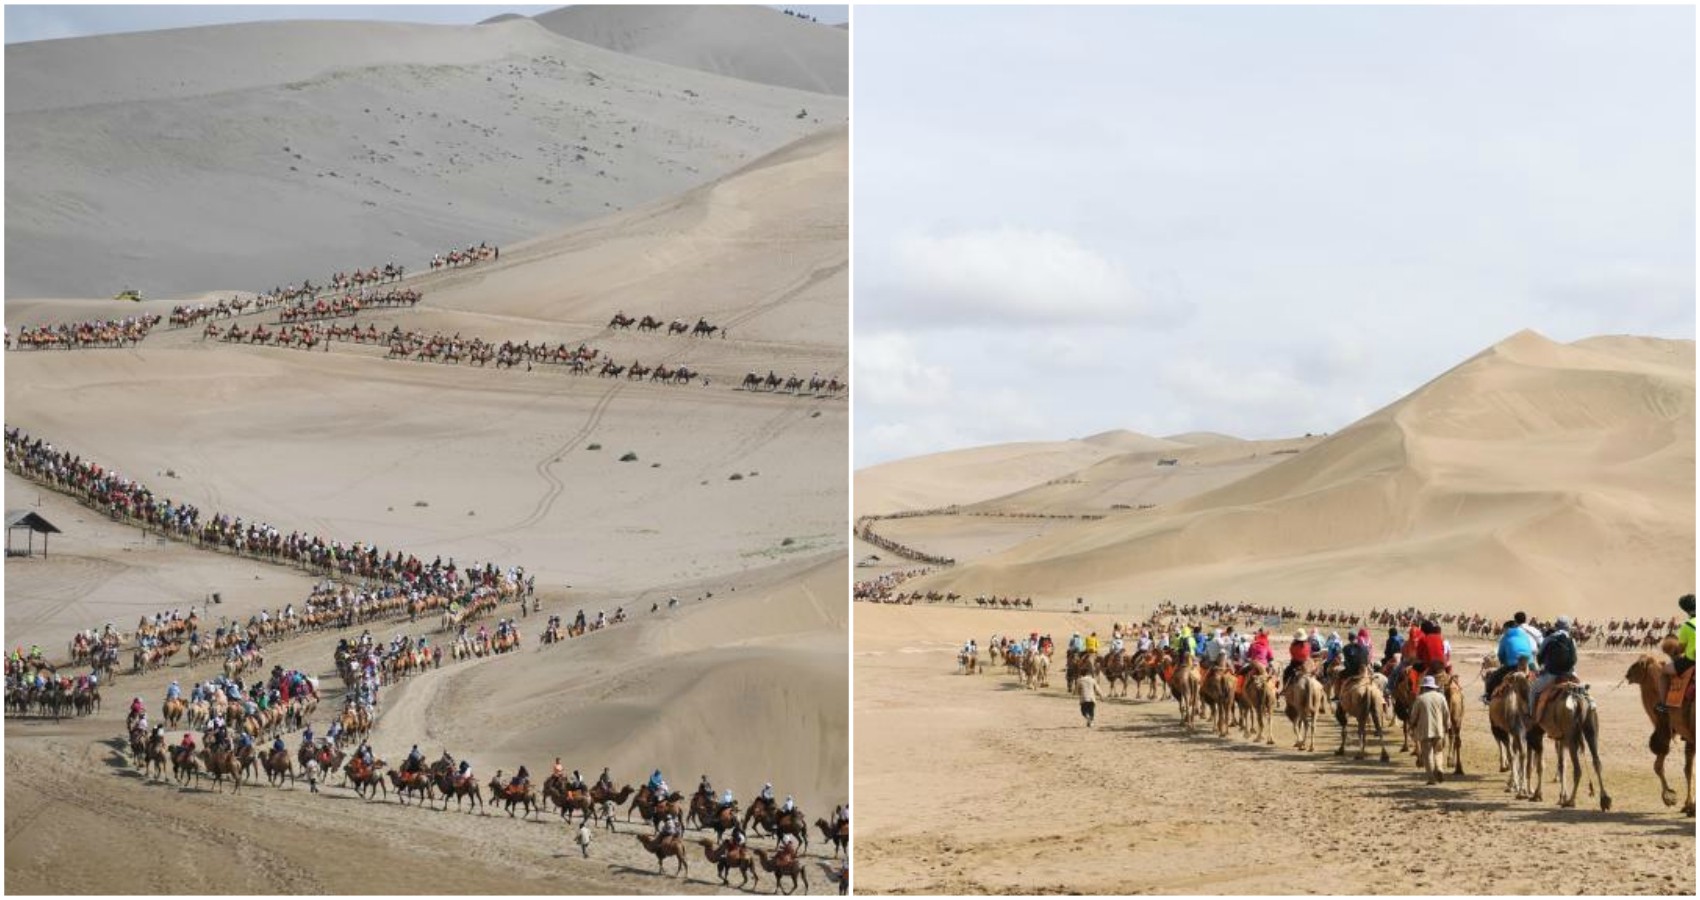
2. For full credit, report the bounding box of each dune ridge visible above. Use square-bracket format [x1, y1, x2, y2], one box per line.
[887, 331, 1694, 617]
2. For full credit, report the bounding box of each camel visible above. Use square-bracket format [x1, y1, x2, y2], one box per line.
[433, 769, 485, 814]
[170, 745, 200, 785]
[1527, 678, 1612, 810]
[260, 748, 295, 788]
[1438, 671, 1466, 776]
[542, 776, 595, 824]
[198, 748, 242, 793]
[488, 777, 541, 818]
[389, 768, 436, 806]
[1283, 671, 1327, 751]
[745, 803, 809, 850]
[1241, 668, 1278, 745]
[1167, 656, 1202, 729]
[1022, 652, 1049, 690]
[1626, 650, 1696, 816]
[630, 786, 684, 827]
[751, 848, 809, 895]
[697, 838, 759, 888]
[1333, 673, 1391, 762]
[959, 651, 978, 675]
[633, 833, 688, 876]
[162, 697, 186, 728]
[1200, 665, 1237, 737]
[141, 733, 168, 782]
[814, 817, 849, 859]
[343, 759, 388, 801]
[1489, 668, 1533, 798]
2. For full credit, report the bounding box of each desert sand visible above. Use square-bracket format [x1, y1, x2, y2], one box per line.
[5, 9, 846, 894]
[5, 11, 846, 299]
[531, 5, 848, 95]
[854, 331, 1695, 893]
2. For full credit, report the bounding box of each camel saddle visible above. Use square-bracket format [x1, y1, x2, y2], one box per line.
[1533, 674, 1583, 724]
[1664, 665, 1695, 711]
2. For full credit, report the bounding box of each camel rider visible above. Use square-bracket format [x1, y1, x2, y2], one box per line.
[1341, 635, 1370, 684]
[1325, 632, 1343, 665]
[781, 794, 796, 815]
[552, 757, 565, 781]
[1111, 635, 1125, 655]
[776, 832, 800, 866]
[301, 725, 316, 749]
[457, 759, 473, 785]
[1383, 627, 1404, 668]
[1247, 631, 1274, 674]
[235, 731, 254, 753]
[405, 744, 424, 774]
[659, 813, 680, 840]
[130, 696, 146, 719]
[272, 736, 286, 755]
[729, 823, 747, 849]
[179, 732, 196, 754]
[1085, 632, 1101, 654]
[1068, 632, 1084, 654]
[326, 721, 342, 745]
[720, 788, 736, 811]
[166, 680, 181, 701]
[1675, 594, 1696, 676]
[151, 723, 165, 743]
[1484, 619, 1536, 704]
[760, 782, 775, 805]
[511, 765, 531, 790]
[568, 769, 586, 794]
[1173, 625, 1194, 658]
[647, 768, 665, 797]
[1414, 620, 1449, 676]
[358, 742, 374, 768]
[1284, 630, 1312, 687]
[597, 767, 614, 792]
[1660, 594, 1695, 714]
[698, 774, 713, 799]
[133, 712, 150, 734]
[1528, 616, 1578, 721]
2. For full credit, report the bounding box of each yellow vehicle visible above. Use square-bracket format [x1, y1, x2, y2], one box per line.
[114, 289, 142, 302]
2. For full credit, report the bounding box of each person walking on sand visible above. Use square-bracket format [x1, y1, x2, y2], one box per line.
[1076, 667, 1099, 727]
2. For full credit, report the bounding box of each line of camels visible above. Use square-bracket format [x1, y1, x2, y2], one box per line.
[609, 313, 723, 338]
[966, 626, 1692, 819]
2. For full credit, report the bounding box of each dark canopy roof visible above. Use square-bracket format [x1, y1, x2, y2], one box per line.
[5, 510, 61, 534]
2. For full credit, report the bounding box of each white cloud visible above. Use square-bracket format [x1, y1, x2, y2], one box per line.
[854, 331, 954, 408]
[883, 228, 1190, 326]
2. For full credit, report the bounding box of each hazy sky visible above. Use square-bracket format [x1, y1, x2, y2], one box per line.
[3, 4, 848, 43]
[854, 4, 1695, 468]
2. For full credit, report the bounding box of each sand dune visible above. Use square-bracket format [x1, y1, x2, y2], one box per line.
[530, 5, 848, 95]
[885, 330, 1695, 618]
[854, 439, 1129, 519]
[6, 17, 846, 299]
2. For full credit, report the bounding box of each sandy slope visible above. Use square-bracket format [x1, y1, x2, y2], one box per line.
[854, 604, 1695, 895]
[5, 114, 845, 896]
[5, 17, 846, 298]
[884, 331, 1695, 618]
[855, 439, 1134, 519]
[531, 5, 848, 96]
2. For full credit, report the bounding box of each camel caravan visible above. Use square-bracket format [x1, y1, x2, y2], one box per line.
[957, 595, 1696, 818]
[116, 610, 846, 891]
[739, 370, 848, 398]
[274, 289, 421, 323]
[607, 313, 724, 338]
[9, 314, 160, 350]
[428, 242, 498, 270]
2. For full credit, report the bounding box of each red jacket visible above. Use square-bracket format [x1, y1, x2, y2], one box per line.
[1416, 633, 1447, 665]
[1289, 640, 1311, 663]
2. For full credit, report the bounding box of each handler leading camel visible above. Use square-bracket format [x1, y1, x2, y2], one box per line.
[1410, 676, 1450, 784]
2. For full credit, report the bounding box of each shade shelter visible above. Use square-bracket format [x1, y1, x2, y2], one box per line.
[6, 510, 61, 557]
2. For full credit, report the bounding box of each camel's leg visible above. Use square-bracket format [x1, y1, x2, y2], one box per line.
[1683, 740, 1695, 817]
[1655, 745, 1677, 808]
[1583, 714, 1611, 811]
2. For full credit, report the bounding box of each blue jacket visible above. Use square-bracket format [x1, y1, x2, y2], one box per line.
[1497, 628, 1535, 667]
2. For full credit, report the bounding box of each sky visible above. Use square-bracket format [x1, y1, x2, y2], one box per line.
[2, 3, 848, 43]
[854, 4, 1696, 468]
